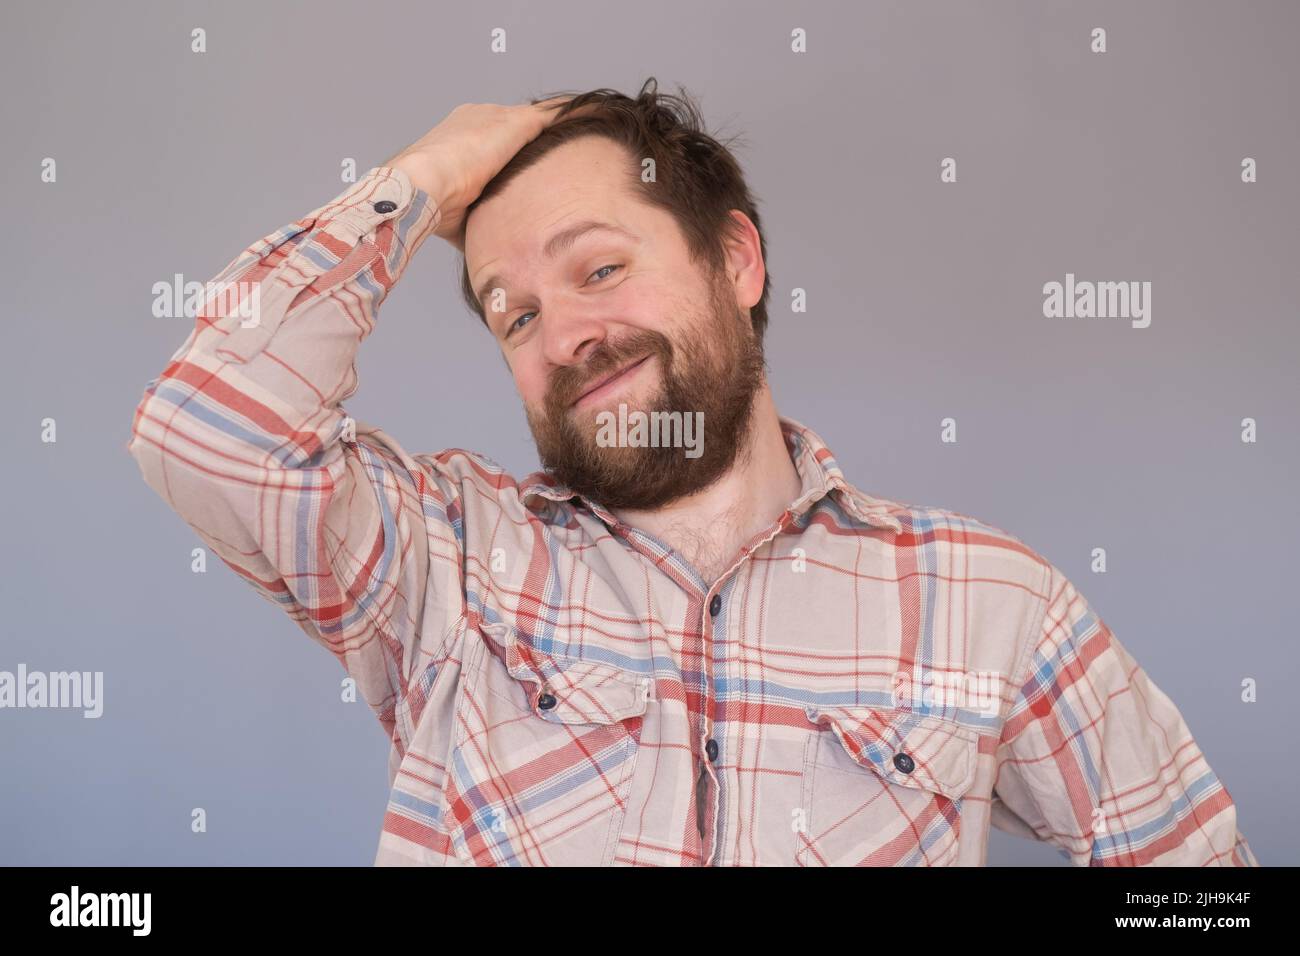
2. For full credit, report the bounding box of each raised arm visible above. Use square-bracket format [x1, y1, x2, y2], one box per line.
[127, 99, 571, 747]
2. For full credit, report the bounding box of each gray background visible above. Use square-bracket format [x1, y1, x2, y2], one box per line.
[1, 0, 1295, 865]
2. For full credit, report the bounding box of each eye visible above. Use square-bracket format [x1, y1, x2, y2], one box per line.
[506, 311, 535, 336]
[504, 265, 622, 338]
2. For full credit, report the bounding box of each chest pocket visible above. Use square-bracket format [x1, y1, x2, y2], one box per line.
[443, 621, 651, 866]
[797, 705, 979, 867]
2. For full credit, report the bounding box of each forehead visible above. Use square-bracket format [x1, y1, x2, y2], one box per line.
[464, 136, 643, 280]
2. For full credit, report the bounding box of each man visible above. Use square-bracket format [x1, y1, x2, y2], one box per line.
[128, 79, 1257, 867]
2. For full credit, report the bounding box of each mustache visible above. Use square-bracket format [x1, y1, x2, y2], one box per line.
[545, 330, 674, 410]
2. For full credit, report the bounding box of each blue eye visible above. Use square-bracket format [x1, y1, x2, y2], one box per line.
[505, 265, 622, 337]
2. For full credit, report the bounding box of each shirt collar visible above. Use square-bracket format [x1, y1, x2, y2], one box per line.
[774, 416, 904, 533]
[518, 415, 903, 534]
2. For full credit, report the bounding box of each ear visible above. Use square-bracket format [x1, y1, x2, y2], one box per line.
[721, 209, 765, 313]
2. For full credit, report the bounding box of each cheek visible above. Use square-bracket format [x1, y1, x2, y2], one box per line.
[614, 279, 674, 333]
[512, 362, 549, 408]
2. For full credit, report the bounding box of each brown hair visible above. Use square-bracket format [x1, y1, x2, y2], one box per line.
[457, 77, 772, 346]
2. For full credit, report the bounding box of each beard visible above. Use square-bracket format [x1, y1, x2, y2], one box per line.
[524, 274, 766, 511]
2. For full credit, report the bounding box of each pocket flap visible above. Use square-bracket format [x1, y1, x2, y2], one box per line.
[480, 621, 651, 725]
[804, 705, 978, 800]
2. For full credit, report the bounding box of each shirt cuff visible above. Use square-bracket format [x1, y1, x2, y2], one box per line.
[329, 165, 442, 252]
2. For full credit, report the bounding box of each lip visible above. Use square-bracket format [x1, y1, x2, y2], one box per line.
[572, 355, 651, 409]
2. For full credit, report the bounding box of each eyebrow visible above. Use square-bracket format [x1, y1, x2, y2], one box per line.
[474, 220, 638, 310]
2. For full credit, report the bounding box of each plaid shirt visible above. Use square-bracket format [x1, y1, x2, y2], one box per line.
[128, 166, 1258, 867]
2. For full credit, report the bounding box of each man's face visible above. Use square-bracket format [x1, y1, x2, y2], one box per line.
[464, 135, 766, 510]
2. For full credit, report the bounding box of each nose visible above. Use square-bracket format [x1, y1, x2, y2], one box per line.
[539, 301, 609, 369]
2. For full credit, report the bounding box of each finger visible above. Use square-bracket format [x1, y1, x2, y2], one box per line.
[531, 95, 572, 111]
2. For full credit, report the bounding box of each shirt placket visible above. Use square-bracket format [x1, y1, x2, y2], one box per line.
[693, 585, 724, 864]
[581, 495, 810, 867]
[693, 505, 808, 865]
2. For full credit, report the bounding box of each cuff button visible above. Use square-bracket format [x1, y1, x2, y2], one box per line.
[373, 200, 397, 214]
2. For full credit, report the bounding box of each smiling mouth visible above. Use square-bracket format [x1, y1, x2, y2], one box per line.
[571, 355, 651, 408]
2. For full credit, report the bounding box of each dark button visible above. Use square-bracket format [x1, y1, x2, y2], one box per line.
[709, 594, 722, 617]
[705, 738, 719, 762]
[537, 692, 557, 711]
[893, 752, 915, 774]
[373, 200, 397, 214]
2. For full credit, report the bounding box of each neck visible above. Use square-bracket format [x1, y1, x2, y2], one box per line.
[611, 384, 802, 582]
